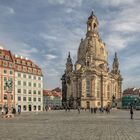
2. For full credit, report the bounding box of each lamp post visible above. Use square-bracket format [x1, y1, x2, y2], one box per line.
[4, 79, 14, 118]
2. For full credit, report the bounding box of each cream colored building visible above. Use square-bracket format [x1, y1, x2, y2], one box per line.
[62, 12, 123, 109]
[14, 56, 43, 112]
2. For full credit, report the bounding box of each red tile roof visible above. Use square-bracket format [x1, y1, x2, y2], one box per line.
[43, 89, 62, 97]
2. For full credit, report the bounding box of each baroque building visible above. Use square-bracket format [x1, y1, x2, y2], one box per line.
[61, 12, 123, 109]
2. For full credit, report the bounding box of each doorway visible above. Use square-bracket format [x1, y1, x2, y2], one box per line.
[29, 105, 32, 111]
[86, 101, 90, 109]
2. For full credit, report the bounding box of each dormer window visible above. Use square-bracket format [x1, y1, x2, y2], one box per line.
[17, 59, 21, 64]
[22, 60, 26, 65]
[5, 55, 10, 60]
[27, 62, 31, 66]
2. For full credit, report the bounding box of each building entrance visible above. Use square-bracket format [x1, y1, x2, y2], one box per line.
[87, 101, 90, 109]
[29, 105, 32, 111]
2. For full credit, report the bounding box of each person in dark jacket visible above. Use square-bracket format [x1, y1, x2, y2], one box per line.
[130, 105, 134, 119]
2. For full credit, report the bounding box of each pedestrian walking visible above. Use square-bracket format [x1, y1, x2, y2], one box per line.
[90, 107, 93, 114]
[77, 106, 80, 114]
[65, 105, 67, 112]
[94, 107, 97, 114]
[1, 108, 4, 115]
[130, 105, 134, 119]
[18, 106, 21, 114]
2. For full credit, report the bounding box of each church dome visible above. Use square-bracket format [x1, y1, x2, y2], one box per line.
[77, 11, 108, 67]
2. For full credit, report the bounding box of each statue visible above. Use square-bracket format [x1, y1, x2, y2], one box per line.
[5, 79, 13, 93]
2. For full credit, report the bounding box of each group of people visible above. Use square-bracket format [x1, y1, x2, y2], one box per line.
[1, 106, 21, 115]
[1, 107, 8, 115]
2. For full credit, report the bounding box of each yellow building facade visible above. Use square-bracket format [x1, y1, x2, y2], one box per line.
[62, 12, 122, 109]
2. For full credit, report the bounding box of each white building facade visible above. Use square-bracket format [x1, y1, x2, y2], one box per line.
[14, 57, 43, 112]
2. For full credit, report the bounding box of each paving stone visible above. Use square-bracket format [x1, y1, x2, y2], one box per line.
[0, 110, 140, 140]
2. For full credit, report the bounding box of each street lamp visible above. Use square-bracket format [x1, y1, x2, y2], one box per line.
[112, 95, 116, 108]
[4, 79, 14, 118]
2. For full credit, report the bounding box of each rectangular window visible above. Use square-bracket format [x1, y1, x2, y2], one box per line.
[10, 70, 13, 75]
[23, 74, 26, 78]
[18, 81, 21, 85]
[38, 91, 41, 95]
[28, 90, 32, 94]
[33, 90, 36, 94]
[38, 83, 41, 88]
[17, 89, 21, 93]
[33, 76, 36, 80]
[4, 94, 7, 100]
[28, 75, 31, 79]
[33, 83, 36, 87]
[18, 73, 21, 77]
[18, 96, 21, 101]
[38, 77, 41, 80]
[23, 97, 26, 101]
[28, 97, 32, 101]
[23, 81, 26, 86]
[28, 82, 31, 87]
[38, 106, 41, 110]
[38, 98, 41, 102]
[4, 77, 7, 81]
[23, 105, 27, 110]
[33, 98, 36, 101]
[86, 80, 91, 97]
[23, 89, 26, 94]
[4, 69, 7, 74]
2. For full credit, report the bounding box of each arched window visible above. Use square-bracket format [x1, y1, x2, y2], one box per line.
[100, 47, 104, 54]
[86, 80, 91, 97]
[107, 85, 110, 99]
[94, 23, 96, 28]
[114, 85, 117, 97]
[97, 80, 100, 98]
[79, 82, 82, 96]
[87, 61, 89, 66]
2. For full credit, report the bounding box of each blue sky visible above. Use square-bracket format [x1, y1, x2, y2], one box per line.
[0, 0, 140, 90]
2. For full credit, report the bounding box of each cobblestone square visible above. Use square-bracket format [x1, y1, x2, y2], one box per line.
[0, 109, 140, 140]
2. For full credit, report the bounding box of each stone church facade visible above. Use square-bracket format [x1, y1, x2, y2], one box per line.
[61, 12, 123, 109]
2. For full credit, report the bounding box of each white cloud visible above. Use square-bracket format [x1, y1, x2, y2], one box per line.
[7, 7, 15, 14]
[45, 54, 57, 60]
[122, 55, 140, 71]
[48, 0, 83, 7]
[0, 6, 15, 15]
[105, 34, 133, 52]
[100, 0, 140, 53]
[40, 33, 57, 40]
[65, 8, 73, 13]
[100, 0, 138, 7]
